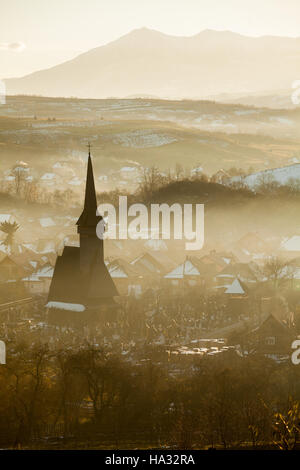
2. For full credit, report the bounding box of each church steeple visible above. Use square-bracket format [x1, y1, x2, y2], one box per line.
[76, 147, 104, 270]
[46, 144, 118, 319]
[76, 146, 102, 229]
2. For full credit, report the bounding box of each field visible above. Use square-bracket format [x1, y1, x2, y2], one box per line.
[0, 96, 300, 178]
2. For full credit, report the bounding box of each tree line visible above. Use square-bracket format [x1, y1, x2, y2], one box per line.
[0, 343, 299, 449]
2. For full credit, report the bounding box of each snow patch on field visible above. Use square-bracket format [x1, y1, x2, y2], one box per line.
[32, 120, 111, 128]
[281, 236, 300, 252]
[110, 130, 177, 148]
[39, 217, 56, 228]
[234, 110, 260, 116]
[230, 163, 300, 189]
[269, 116, 294, 125]
[46, 302, 85, 312]
[210, 120, 237, 129]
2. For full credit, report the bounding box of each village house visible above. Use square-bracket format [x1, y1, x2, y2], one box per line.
[0, 253, 29, 282]
[164, 257, 206, 289]
[240, 314, 296, 359]
[190, 166, 204, 178]
[215, 262, 257, 288]
[200, 250, 237, 268]
[131, 251, 174, 281]
[198, 250, 238, 287]
[210, 169, 230, 184]
[143, 238, 168, 251]
[23, 264, 54, 295]
[228, 232, 271, 264]
[214, 263, 255, 317]
[119, 166, 140, 180]
[40, 172, 58, 187]
[52, 160, 75, 177]
[107, 258, 144, 297]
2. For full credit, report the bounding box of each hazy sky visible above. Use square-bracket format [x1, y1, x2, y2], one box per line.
[1, 0, 300, 78]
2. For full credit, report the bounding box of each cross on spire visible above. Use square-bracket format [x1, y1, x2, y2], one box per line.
[87, 142, 92, 156]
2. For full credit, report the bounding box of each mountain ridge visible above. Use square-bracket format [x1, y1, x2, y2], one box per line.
[4, 28, 300, 99]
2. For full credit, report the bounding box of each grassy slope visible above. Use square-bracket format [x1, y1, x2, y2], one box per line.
[0, 118, 300, 177]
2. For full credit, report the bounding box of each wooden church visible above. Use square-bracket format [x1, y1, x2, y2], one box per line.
[46, 150, 118, 326]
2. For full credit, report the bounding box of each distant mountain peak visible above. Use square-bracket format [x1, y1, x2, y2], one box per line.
[122, 27, 167, 39]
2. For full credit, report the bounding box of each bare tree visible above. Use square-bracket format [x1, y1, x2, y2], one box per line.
[0, 221, 19, 254]
[175, 163, 184, 181]
[273, 401, 300, 450]
[12, 165, 27, 196]
[256, 173, 280, 194]
[23, 179, 41, 203]
[263, 256, 294, 289]
[138, 166, 164, 202]
[8, 345, 50, 445]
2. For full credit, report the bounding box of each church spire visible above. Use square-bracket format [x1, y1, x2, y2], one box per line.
[76, 146, 102, 229]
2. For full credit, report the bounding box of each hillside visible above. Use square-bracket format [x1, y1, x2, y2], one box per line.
[209, 89, 300, 110]
[2, 95, 300, 140]
[104, 178, 300, 246]
[1, 96, 300, 177]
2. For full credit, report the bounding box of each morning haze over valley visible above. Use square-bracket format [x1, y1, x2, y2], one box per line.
[1, 0, 300, 453]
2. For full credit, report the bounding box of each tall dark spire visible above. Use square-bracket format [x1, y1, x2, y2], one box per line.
[76, 148, 102, 228]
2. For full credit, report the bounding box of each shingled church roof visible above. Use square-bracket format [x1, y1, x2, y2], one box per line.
[47, 245, 118, 306]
